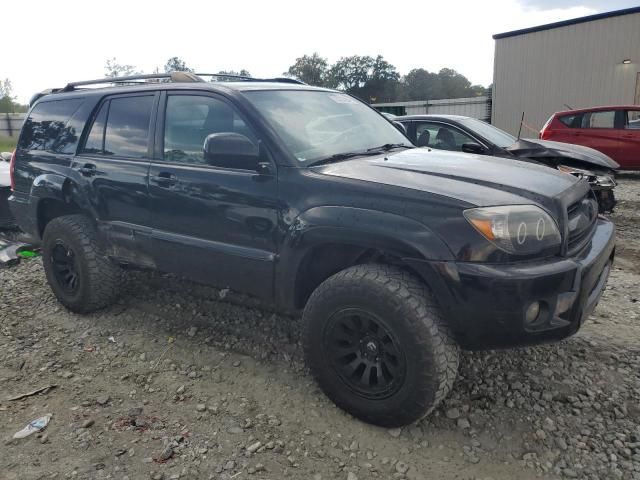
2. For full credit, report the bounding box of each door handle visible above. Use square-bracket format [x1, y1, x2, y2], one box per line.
[78, 163, 97, 177]
[622, 133, 634, 138]
[150, 172, 177, 187]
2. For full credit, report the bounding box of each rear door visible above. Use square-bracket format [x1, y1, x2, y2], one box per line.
[147, 91, 278, 301]
[571, 109, 623, 160]
[619, 109, 640, 169]
[74, 92, 158, 265]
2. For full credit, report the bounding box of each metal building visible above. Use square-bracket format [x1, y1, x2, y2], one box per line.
[492, 6, 640, 136]
[372, 96, 490, 120]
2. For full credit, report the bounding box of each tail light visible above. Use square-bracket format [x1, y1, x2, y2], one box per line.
[9, 149, 16, 191]
[539, 115, 553, 140]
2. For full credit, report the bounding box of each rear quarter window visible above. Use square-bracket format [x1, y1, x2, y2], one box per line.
[18, 99, 84, 154]
[558, 114, 582, 128]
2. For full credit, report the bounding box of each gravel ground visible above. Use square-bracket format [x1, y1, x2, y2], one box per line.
[1, 175, 639, 480]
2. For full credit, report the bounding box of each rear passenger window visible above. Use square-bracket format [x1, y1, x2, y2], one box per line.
[18, 99, 84, 153]
[163, 95, 257, 166]
[583, 111, 616, 129]
[81, 95, 154, 158]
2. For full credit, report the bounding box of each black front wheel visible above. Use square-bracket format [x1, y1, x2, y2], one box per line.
[303, 264, 459, 427]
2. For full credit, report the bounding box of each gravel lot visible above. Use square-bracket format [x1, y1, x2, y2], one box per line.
[1, 175, 639, 480]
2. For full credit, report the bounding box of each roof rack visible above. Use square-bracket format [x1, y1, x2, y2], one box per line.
[59, 71, 305, 93]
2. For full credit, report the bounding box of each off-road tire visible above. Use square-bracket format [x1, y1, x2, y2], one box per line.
[42, 215, 121, 313]
[302, 264, 459, 427]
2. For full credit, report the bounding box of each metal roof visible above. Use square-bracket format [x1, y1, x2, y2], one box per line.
[493, 6, 640, 39]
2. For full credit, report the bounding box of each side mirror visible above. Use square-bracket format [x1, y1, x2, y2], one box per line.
[393, 121, 407, 134]
[461, 143, 486, 154]
[1, 152, 12, 162]
[203, 133, 260, 171]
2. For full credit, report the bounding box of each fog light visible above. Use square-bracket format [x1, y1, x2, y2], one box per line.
[525, 301, 541, 324]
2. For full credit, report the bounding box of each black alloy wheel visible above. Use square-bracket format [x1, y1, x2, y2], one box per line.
[50, 240, 80, 293]
[324, 308, 406, 399]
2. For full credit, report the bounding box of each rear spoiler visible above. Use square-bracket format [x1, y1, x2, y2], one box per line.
[29, 88, 62, 107]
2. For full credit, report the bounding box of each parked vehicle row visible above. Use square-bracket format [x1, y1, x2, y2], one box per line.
[8, 73, 615, 427]
[395, 114, 619, 213]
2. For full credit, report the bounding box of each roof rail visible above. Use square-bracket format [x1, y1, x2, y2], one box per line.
[197, 73, 305, 85]
[61, 71, 204, 92]
[48, 72, 306, 98]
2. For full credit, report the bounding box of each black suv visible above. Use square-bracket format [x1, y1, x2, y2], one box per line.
[9, 73, 615, 427]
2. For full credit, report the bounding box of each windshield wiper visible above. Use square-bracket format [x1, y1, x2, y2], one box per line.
[366, 143, 413, 153]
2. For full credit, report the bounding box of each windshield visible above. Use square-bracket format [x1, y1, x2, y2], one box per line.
[243, 90, 412, 163]
[457, 117, 516, 148]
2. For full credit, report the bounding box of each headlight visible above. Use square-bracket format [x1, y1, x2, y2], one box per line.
[463, 205, 561, 255]
[557, 164, 593, 179]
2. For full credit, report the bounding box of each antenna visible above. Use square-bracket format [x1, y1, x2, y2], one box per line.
[517, 112, 525, 140]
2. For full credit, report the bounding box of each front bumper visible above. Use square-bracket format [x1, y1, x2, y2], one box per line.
[407, 217, 615, 350]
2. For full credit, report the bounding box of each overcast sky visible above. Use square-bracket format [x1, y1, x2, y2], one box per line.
[4, 0, 638, 103]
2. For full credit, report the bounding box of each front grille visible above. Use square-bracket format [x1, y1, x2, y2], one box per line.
[566, 193, 598, 255]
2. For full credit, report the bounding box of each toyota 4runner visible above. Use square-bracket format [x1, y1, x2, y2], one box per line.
[8, 72, 615, 427]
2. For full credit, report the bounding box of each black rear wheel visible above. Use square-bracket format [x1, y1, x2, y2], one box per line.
[303, 264, 459, 427]
[42, 215, 121, 313]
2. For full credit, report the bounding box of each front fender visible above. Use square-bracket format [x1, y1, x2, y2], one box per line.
[275, 206, 454, 310]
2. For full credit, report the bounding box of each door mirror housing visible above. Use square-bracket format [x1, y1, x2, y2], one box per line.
[0, 152, 12, 162]
[203, 133, 260, 170]
[461, 142, 486, 154]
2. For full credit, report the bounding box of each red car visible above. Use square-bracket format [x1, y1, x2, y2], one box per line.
[540, 105, 640, 170]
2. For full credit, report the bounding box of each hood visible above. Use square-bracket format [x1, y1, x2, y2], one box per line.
[506, 138, 619, 170]
[0, 162, 10, 188]
[315, 148, 581, 208]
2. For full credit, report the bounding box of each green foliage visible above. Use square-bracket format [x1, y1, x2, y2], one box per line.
[0, 78, 28, 113]
[0, 136, 17, 151]
[164, 57, 193, 73]
[286, 53, 329, 86]
[214, 70, 252, 80]
[104, 58, 140, 77]
[325, 55, 400, 103]
[287, 54, 488, 103]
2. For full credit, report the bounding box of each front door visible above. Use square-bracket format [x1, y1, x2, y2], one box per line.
[148, 91, 278, 301]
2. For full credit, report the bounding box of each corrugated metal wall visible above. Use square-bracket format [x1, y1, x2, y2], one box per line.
[373, 96, 490, 120]
[493, 11, 640, 136]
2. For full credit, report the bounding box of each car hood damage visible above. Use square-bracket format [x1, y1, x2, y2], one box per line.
[506, 138, 620, 170]
[316, 148, 584, 208]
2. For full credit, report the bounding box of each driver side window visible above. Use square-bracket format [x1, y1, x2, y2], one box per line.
[163, 95, 258, 166]
[415, 122, 475, 151]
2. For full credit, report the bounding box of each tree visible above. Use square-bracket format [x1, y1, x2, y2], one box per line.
[0, 78, 12, 99]
[286, 53, 329, 86]
[399, 68, 485, 101]
[327, 55, 400, 103]
[436, 68, 472, 99]
[104, 58, 140, 77]
[400, 68, 442, 100]
[0, 78, 27, 113]
[214, 69, 252, 80]
[164, 57, 193, 73]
